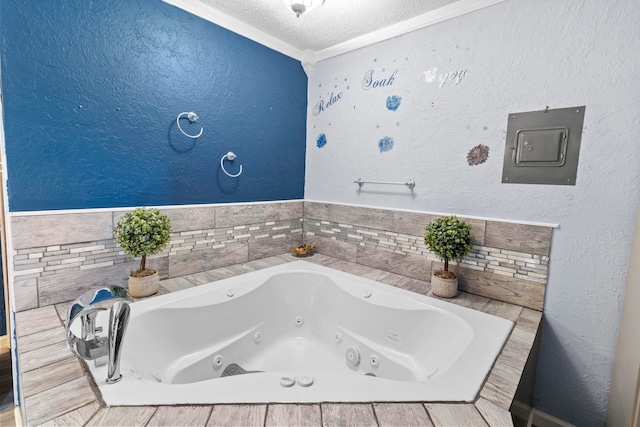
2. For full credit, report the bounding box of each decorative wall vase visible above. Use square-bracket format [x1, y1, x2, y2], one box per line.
[128, 272, 160, 298]
[431, 272, 458, 298]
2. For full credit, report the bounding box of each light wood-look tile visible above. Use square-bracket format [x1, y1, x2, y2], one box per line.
[265, 404, 321, 426]
[15, 306, 60, 337]
[19, 340, 73, 373]
[321, 403, 377, 427]
[225, 263, 258, 275]
[183, 269, 232, 286]
[54, 301, 73, 324]
[361, 268, 393, 282]
[303, 201, 331, 221]
[482, 300, 523, 322]
[329, 205, 393, 231]
[86, 406, 157, 426]
[433, 263, 545, 311]
[12, 278, 38, 312]
[305, 235, 358, 262]
[425, 403, 489, 427]
[159, 276, 197, 293]
[249, 234, 302, 261]
[18, 326, 65, 354]
[159, 207, 215, 233]
[390, 210, 439, 237]
[475, 398, 514, 427]
[22, 357, 84, 398]
[499, 327, 535, 373]
[259, 256, 290, 266]
[215, 203, 281, 228]
[484, 222, 552, 256]
[449, 291, 491, 310]
[38, 258, 168, 306]
[357, 245, 430, 282]
[480, 368, 520, 411]
[40, 401, 101, 426]
[11, 212, 113, 249]
[168, 244, 248, 278]
[379, 273, 430, 295]
[24, 377, 96, 426]
[147, 406, 213, 426]
[374, 403, 434, 426]
[516, 308, 542, 335]
[206, 405, 267, 427]
[243, 258, 279, 271]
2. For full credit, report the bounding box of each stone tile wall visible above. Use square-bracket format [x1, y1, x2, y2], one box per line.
[10, 202, 303, 311]
[9, 200, 554, 312]
[303, 202, 553, 310]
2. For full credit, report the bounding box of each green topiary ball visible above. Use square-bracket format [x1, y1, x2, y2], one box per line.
[114, 208, 172, 260]
[424, 216, 473, 268]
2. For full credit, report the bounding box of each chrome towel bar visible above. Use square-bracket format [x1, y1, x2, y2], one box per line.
[354, 178, 415, 189]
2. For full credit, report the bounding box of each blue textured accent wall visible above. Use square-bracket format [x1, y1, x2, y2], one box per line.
[0, 0, 307, 212]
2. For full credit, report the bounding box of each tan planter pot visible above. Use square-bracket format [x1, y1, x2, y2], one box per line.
[128, 271, 159, 298]
[431, 271, 458, 298]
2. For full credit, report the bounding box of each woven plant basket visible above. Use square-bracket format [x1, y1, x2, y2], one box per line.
[431, 272, 458, 298]
[128, 271, 159, 298]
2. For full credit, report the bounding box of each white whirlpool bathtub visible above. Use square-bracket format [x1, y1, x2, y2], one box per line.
[89, 261, 513, 405]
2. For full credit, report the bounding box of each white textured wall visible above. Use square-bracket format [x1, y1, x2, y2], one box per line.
[304, 0, 640, 425]
[608, 206, 640, 425]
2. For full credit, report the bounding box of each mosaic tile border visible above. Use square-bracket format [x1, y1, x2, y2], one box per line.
[304, 220, 549, 283]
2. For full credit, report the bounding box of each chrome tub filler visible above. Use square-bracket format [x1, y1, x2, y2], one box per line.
[89, 261, 513, 405]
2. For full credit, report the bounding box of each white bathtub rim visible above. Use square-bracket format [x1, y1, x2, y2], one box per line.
[90, 260, 513, 405]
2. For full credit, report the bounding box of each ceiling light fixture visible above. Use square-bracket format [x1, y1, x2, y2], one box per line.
[282, 0, 325, 18]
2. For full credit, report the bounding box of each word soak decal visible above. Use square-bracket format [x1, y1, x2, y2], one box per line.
[362, 69, 398, 90]
[313, 91, 343, 116]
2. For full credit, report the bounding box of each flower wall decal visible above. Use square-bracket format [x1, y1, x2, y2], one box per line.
[386, 95, 402, 111]
[378, 136, 394, 153]
[467, 144, 489, 166]
[316, 133, 327, 148]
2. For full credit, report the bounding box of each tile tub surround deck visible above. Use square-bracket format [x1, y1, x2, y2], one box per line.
[15, 254, 539, 426]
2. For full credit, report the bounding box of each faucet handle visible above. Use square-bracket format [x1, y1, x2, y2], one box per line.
[66, 286, 132, 360]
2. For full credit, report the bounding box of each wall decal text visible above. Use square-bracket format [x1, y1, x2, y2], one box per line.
[422, 67, 469, 88]
[362, 69, 397, 90]
[313, 92, 343, 116]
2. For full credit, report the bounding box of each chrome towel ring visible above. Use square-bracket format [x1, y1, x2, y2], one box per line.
[221, 151, 243, 178]
[176, 111, 204, 139]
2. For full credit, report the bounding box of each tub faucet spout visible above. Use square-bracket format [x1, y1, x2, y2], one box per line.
[66, 286, 132, 384]
[106, 300, 130, 383]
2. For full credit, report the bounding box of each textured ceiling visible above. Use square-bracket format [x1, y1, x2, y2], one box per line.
[198, 0, 461, 51]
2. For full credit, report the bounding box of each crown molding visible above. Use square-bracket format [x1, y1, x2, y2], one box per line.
[164, 0, 508, 64]
[315, 0, 509, 61]
[163, 0, 303, 60]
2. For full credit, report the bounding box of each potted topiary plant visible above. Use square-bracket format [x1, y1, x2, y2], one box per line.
[114, 207, 172, 297]
[424, 215, 473, 298]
